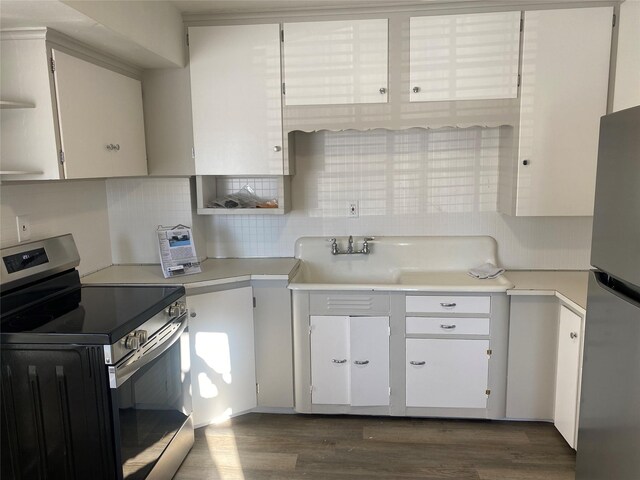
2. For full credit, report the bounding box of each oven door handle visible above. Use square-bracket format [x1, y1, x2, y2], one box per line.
[108, 314, 187, 389]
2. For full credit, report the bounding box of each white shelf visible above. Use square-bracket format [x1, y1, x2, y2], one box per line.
[0, 170, 43, 175]
[0, 100, 35, 109]
[195, 175, 291, 215]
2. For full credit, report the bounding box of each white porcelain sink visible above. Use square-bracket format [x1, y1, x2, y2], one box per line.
[288, 236, 514, 292]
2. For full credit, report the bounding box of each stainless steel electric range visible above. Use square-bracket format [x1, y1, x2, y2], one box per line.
[0, 234, 193, 479]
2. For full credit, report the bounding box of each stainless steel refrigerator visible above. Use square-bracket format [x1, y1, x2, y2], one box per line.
[576, 105, 640, 479]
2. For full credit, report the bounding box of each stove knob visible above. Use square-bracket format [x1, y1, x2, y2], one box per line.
[124, 334, 140, 350]
[167, 303, 180, 317]
[179, 302, 187, 316]
[136, 330, 148, 344]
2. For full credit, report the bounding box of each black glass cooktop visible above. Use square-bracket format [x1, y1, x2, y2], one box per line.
[1, 270, 185, 345]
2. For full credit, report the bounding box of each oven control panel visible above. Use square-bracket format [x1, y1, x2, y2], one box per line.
[104, 296, 187, 365]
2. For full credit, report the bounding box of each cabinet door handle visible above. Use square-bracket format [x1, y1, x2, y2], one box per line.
[379, 87, 387, 94]
[412, 86, 420, 93]
[354, 360, 369, 365]
[440, 302, 457, 308]
[440, 324, 456, 330]
[409, 360, 426, 366]
[273, 145, 282, 152]
[570, 332, 578, 339]
[332, 359, 347, 364]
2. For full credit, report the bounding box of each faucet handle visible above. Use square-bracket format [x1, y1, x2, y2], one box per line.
[363, 237, 375, 242]
[328, 238, 336, 243]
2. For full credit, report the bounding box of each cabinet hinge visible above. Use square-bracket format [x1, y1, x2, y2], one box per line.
[388, 387, 391, 396]
[388, 326, 391, 336]
[308, 325, 312, 335]
[612, 14, 616, 27]
[486, 389, 491, 396]
[519, 17, 524, 32]
[191, 146, 195, 159]
[517, 74, 521, 87]
[310, 385, 313, 394]
[487, 349, 492, 356]
[256, 383, 260, 395]
[253, 297, 256, 308]
[50, 57, 56, 73]
[282, 83, 286, 95]
[280, 29, 284, 42]
[59, 150, 65, 164]
[186, 33, 189, 46]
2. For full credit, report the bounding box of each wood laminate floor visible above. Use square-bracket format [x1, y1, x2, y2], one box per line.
[174, 413, 576, 480]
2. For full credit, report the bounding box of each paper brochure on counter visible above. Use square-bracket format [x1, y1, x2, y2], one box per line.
[157, 225, 202, 278]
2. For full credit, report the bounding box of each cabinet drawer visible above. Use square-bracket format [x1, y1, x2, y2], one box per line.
[406, 295, 490, 314]
[310, 293, 390, 315]
[406, 316, 490, 336]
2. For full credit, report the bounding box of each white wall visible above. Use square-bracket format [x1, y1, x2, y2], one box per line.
[205, 128, 593, 270]
[0, 180, 112, 275]
[62, 0, 186, 67]
[613, 0, 640, 112]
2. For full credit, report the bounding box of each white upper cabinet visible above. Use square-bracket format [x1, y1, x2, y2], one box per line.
[189, 24, 285, 176]
[52, 50, 147, 179]
[0, 31, 148, 180]
[283, 19, 388, 105]
[409, 11, 521, 102]
[514, 7, 612, 216]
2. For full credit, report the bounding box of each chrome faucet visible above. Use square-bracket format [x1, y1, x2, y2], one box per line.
[329, 236, 374, 255]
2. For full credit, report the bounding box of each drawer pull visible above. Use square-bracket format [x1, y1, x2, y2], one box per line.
[332, 359, 347, 364]
[440, 324, 457, 330]
[409, 360, 426, 366]
[354, 360, 370, 365]
[440, 302, 457, 308]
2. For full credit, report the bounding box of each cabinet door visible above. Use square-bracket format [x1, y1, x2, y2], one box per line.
[409, 11, 520, 102]
[283, 19, 388, 105]
[189, 24, 284, 175]
[516, 7, 612, 216]
[350, 316, 389, 406]
[554, 305, 583, 449]
[310, 315, 350, 404]
[51, 49, 147, 179]
[406, 338, 489, 408]
[187, 287, 256, 427]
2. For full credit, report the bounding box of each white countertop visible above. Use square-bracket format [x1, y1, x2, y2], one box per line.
[82, 260, 589, 313]
[82, 258, 300, 290]
[505, 270, 589, 313]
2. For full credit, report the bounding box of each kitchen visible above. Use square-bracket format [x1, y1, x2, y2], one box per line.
[1, 0, 638, 479]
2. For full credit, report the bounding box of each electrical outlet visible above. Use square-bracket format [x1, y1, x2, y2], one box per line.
[348, 201, 359, 218]
[16, 215, 31, 242]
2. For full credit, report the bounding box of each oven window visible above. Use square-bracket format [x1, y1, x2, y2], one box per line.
[115, 331, 190, 480]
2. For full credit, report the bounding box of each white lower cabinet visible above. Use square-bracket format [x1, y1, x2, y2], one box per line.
[310, 315, 389, 406]
[554, 305, 585, 449]
[406, 339, 490, 409]
[187, 287, 256, 427]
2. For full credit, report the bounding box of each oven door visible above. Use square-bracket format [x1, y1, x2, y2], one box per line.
[108, 314, 193, 480]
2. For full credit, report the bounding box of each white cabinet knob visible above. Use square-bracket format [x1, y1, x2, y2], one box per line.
[273, 145, 282, 152]
[412, 86, 420, 93]
[379, 87, 387, 94]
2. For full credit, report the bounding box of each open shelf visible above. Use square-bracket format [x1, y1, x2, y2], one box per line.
[195, 175, 291, 215]
[0, 100, 35, 109]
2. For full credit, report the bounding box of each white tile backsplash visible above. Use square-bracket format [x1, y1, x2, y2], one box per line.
[0, 180, 112, 275]
[106, 177, 204, 264]
[205, 127, 593, 270]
